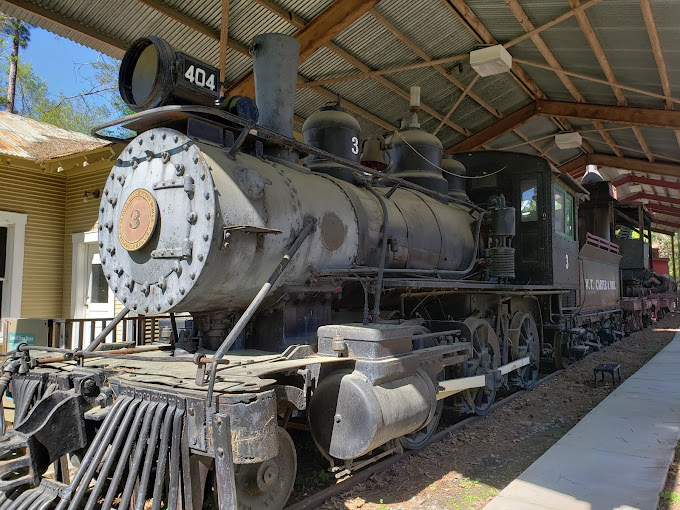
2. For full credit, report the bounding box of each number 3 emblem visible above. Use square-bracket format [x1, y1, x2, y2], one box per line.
[351, 136, 359, 155]
[565, 254, 569, 269]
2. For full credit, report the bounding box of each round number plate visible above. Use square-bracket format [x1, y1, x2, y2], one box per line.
[118, 188, 158, 251]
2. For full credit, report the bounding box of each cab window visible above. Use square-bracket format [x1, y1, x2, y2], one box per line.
[520, 179, 538, 222]
[554, 183, 574, 240]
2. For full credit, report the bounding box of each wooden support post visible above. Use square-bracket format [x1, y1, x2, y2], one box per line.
[219, 0, 230, 96]
[671, 233, 676, 280]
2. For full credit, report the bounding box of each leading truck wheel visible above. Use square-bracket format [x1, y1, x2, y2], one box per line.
[463, 318, 500, 416]
[234, 427, 297, 510]
[509, 312, 540, 390]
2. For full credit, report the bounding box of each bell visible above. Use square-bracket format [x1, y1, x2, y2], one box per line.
[360, 137, 388, 171]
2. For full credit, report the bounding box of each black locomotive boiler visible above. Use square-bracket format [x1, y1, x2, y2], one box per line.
[0, 33, 671, 510]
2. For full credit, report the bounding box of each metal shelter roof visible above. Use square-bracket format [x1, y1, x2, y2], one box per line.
[3, 0, 680, 231]
[0, 111, 110, 162]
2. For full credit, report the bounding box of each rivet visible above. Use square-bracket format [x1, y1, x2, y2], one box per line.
[106, 274, 111, 280]
[144, 306, 149, 313]
[133, 304, 138, 310]
[99, 225, 103, 231]
[190, 272, 196, 280]
[205, 212, 211, 220]
[157, 304, 162, 311]
[122, 297, 127, 303]
[193, 156, 199, 164]
[101, 256, 106, 264]
[127, 147, 132, 154]
[197, 254, 204, 262]
[187, 212, 197, 223]
[113, 286, 118, 292]
[99, 242, 103, 248]
[175, 163, 185, 176]
[104, 189, 109, 196]
[100, 207, 105, 213]
[200, 173, 206, 180]
[188, 408, 194, 416]
[168, 297, 174, 305]
[179, 287, 185, 295]
[150, 133, 155, 140]
[191, 436, 197, 445]
[162, 151, 170, 163]
[158, 278, 166, 291]
[183, 143, 189, 151]
[173, 261, 182, 275]
[132, 159, 139, 169]
[334, 414, 342, 423]
[173, 135, 178, 143]
[204, 192, 210, 200]
[170, 180, 175, 185]
[203, 234, 209, 241]
[138, 138, 143, 145]
[217, 447, 224, 457]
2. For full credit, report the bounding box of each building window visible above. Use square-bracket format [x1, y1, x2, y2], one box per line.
[554, 183, 574, 240]
[520, 178, 538, 222]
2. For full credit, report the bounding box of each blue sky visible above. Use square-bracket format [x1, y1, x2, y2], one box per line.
[21, 26, 115, 99]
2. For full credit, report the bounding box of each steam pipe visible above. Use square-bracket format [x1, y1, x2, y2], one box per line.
[365, 183, 389, 321]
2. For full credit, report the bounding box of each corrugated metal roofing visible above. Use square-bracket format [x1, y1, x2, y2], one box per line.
[0, 112, 110, 161]
[2, 0, 680, 205]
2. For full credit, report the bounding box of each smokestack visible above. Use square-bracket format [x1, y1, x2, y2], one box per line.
[251, 33, 300, 160]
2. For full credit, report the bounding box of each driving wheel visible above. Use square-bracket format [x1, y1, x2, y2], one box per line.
[509, 312, 540, 390]
[463, 318, 500, 416]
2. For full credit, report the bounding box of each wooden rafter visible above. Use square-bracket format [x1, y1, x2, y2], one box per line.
[560, 154, 680, 179]
[505, 0, 620, 157]
[580, 134, 680, 164]
[537, 100, 680, 129]
[367, 8, 561, 161]
[622, 192, 680, 206]
[443, 0, 593, 155]
[0, 0, 127, 57]
[652, 219, 680, 230]
[445, 102, 538, 153]
[639, 0, 680, 153]
[443, 0, 543, 99]
[612, 175, 680, 191]
[134, 0, 248, 54]
[569, 0, 652, 161]
[646, 203, 680, 217]
[514, 59, 680, 107]
[253, 0, 469, 136]
[227, 0, 380, 97]
[370, 8, 500, 118]
[218, 0, 230, 96]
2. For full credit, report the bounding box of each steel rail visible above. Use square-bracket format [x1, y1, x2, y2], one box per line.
[283, 369, 564, 510]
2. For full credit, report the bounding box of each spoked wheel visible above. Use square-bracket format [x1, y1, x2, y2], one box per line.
[552, 330, 573, 370]
[234, 427, 297, 510]
[463, 318, 500, 416]
[509, 312, 540, 390]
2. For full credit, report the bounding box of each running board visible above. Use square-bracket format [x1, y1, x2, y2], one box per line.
[436, 356, 531, 400]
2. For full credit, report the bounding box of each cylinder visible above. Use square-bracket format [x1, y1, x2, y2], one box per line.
[308, 369, 437, 460]
[252, 33, 300, 140]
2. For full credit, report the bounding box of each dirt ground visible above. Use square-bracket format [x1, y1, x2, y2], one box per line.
[313, 313, 680, 510]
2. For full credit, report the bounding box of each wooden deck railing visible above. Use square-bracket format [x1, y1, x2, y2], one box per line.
[586, 232, 620, 254]
[48, 314, 190, 350]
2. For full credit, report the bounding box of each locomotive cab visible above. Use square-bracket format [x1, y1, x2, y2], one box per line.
[450, 151, 586, 290]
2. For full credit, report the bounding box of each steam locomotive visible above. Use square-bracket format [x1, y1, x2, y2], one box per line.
[0, 33, 674, 510]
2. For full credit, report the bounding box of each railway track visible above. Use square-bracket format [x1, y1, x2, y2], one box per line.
[285, 370, 564, 510]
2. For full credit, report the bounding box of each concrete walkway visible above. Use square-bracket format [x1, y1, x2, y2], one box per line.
[485, 330, 680, 510]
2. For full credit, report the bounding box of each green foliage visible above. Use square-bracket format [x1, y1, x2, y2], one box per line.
[0, 14, 131, 134]
[660, 491, 680, 504]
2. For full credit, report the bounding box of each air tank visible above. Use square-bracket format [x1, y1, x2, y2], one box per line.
[303, 102, 361, 181]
